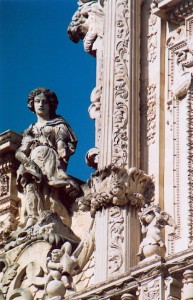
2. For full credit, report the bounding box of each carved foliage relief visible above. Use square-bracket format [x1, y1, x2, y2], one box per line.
[147, 84, 156, 145]
[108, 206, 124, 276]
[112, 0, 129, 167]
[148, 11, 158, 63]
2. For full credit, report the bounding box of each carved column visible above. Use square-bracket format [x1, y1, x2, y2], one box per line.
[181, 270, 193, 300]
[0, 131, 21, 248]
[94, 0, 144, 283]
[68, 0, 147, 284]
[99, 0, 141, 169]
[121, 293, 135, 300]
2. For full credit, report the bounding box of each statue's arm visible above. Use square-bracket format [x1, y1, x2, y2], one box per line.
[55, 125, 72, 163]
[15, 127, 33, 164]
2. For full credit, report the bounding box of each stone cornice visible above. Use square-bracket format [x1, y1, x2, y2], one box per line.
[152, 0, 193, 23]
[64, 248, 193, 299]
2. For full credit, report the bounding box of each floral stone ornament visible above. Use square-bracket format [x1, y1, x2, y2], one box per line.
[77, 165, 154, 216]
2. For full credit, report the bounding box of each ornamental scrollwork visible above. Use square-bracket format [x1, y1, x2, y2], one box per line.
[108, 206, 124, 276]
[112, 0, 129, 167]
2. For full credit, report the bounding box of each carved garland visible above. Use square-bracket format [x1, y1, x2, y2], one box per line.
[112, 0, 129, 167]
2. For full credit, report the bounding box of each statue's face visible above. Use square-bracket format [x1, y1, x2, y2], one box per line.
[145, 212, 155, 223]
[51, 252, 61, 262]
[34, 93, 50, 118]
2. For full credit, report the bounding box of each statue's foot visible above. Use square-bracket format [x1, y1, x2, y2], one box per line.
[48, 177, 69, 187]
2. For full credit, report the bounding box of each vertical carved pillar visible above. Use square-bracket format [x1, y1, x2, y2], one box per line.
[0, 131, 21, 247]
[68, 0, 147, 284]
[99, 0, 142, 169]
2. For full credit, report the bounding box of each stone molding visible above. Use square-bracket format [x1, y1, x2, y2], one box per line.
[152, 0, 193, 23]
[63, 248, 193, 299]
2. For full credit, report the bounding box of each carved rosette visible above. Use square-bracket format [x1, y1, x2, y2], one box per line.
[77, 165, 154, 216]
[112, 0, 129, 167]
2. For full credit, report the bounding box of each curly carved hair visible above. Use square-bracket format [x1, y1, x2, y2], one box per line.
[28, 87, 58, 117]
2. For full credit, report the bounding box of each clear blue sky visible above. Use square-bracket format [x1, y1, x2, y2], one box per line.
[0, 0, 96, 180]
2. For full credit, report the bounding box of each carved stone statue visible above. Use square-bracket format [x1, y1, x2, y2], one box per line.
[137, 204, 176, 260]
[45, 242, 78, 299]
[15, 88, 80, 229]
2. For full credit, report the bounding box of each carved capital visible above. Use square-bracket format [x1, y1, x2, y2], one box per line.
[77, 165, 154, 216]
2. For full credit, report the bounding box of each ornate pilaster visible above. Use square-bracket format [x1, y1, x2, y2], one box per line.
[163, 12, 193, 253]
[69, 0, 148, 284]
[99, 0, 141, 169]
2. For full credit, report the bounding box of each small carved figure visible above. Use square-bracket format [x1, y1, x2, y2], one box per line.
[137, 204, 176, 258]
[46, 242, 79, 299]
[16, 88, 79, 229]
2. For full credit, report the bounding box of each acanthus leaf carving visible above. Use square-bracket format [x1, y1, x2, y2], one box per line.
[77, 165, 154, 217]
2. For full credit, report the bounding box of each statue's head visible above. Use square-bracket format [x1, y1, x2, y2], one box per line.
[28, 87, 58, 118]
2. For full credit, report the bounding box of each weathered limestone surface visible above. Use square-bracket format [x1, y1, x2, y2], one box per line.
[1, 0, 193, 299]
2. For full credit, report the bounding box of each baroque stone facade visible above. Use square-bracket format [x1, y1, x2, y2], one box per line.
[1, 0, 193, 299]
